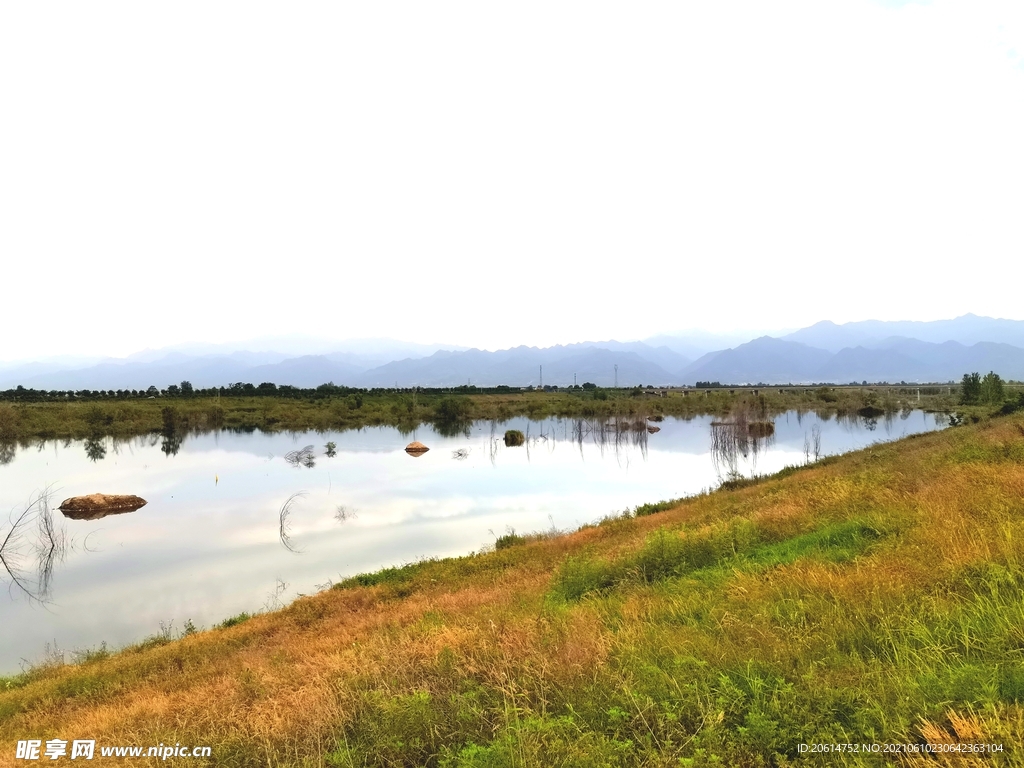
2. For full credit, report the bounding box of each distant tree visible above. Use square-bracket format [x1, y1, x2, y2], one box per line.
[166, 384, 181, 397]
[959, 372, 982, 404]
[180, 381, 194, 397]
[582, 382, 597, 390]
[981, 371, 1004, 404]
[145, 386, 159, 397]
[435, 396, 471, 423]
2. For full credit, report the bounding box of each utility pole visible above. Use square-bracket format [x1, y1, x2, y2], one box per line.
[614, 364, 618, 389]
[574, 373, 577, 388]
[539, 365, 542, 388]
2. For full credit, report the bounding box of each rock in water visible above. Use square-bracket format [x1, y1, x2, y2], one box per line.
[405, 441, 429, 456]
[59, 494, 147, 520]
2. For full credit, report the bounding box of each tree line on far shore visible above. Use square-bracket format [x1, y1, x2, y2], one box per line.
[959, 371, 1005, 405]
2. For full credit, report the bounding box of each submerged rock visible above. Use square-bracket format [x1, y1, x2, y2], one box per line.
[405, 441, 429, 456]
[59, 493, 148, 520]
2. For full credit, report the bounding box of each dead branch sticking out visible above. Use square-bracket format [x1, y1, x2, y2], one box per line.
[0, 486, 63, 603]
[35, 491, 68, 600]
[279, 492, 307, 553]
[285, 445, 316, 468]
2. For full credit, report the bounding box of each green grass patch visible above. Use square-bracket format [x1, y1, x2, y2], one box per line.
[216, 612, 253, 629]
[495, 529, 527, 550]
[333, 543, 558, 598]
[632, 498, 684, 517]
[552, 519, 889, 602]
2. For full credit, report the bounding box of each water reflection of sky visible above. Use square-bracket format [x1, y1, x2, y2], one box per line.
[0, 410, 946, 672]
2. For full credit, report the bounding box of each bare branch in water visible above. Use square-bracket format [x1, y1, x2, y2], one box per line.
[0, 486, 63, 603]
[35, 489, 68, 600]
[0, 503, 36, 601]
[334, 505, 357, 523]
[284, 446, 316, 468]
[279, 492, 307, 553]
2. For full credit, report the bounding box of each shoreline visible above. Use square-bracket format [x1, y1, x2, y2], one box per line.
[0, 386, 966, 443]
[4, 412, 1024, 765]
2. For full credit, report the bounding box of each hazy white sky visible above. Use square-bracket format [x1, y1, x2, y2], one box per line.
[1, 0, 1022, 360]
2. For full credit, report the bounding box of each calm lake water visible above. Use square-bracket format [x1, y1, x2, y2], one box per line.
[0, 410, 946, 673]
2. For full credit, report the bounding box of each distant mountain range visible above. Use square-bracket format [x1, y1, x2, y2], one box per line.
[781, 315, 1024, 352]
[2, 315, 1023, 390]
[681, 336, 1024, 385]
[355, 343, 690, 389]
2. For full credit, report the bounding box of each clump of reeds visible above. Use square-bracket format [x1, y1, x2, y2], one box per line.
[710, 403, 777, 477]
[858, 405, 885, 418]
[746, 421, 775, 438]
[504, 429, 525, 447]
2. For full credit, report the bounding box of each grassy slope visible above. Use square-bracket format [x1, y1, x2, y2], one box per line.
[3, 416, 1024, 766]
